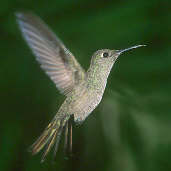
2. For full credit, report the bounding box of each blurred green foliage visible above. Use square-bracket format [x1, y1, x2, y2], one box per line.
[0, 0, 171, 171]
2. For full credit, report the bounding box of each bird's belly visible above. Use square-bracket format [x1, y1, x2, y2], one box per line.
[72, 91, 104, 123]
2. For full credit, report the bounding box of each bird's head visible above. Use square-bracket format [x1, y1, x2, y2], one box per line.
[91, 45, 146, 67]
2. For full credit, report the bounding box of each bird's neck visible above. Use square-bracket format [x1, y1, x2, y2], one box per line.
[86, 62, 114, 92]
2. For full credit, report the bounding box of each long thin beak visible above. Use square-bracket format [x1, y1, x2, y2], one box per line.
[116, 45, 146, 55]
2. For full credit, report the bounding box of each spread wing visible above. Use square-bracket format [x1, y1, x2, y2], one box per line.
[16, 12, 85, 96]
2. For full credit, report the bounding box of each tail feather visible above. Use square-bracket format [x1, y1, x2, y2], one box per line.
[64, 121, 68, 152]
[29, 115, 70, 162]
[64, 114, 74, 155]
[53, 123, 63, 158]
[41, 129, 58, 162]
[30, 120, 57, 155]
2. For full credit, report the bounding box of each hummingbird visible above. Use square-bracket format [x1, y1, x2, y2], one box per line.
[16, 12, 145, 162]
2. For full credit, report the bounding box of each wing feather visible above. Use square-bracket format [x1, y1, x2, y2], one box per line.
[16, 12, 85, 95]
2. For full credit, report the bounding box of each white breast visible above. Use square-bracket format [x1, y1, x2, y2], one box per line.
[73, 88, 105, 123]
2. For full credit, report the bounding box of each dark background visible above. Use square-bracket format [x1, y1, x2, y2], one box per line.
[0, 0, 170, 170]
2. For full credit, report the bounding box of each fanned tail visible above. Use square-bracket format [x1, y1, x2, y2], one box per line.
[29, 115, 70, 162]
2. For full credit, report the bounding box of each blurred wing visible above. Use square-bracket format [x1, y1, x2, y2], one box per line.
[16, 12, 85, 96]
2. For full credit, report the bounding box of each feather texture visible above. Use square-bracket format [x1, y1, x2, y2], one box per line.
[29, 115, 69, 162]
[16, 12, 85, 95]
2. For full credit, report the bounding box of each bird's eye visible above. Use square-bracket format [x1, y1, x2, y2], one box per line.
[103, 52, 109, 58]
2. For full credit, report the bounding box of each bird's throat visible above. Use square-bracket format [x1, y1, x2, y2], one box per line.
[86, 62, 114, 92]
